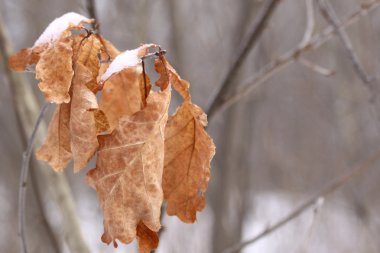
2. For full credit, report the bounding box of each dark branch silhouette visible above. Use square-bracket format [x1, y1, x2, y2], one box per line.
[207, 0, 281, 120]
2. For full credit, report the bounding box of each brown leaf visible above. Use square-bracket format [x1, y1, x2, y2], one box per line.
[70, 62, 101, 172]
[69, 35, 107, 171]
[160, 59, 216, 223]
[137, 222, 159, 253]
[36, 103, 72, 172]
[75, 35, 102, 92]
[8, 45, 46, 71]
[99, 44, 155, 130]
[87, 84, 171, 247]
[9, 15, 95, 103]
[37, 34, 108, 172]
[99, 67, 145, 131]
[36, 34, 74, 104]
[92, 109, 110, 134]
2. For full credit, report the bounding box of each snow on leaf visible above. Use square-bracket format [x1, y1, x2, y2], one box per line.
[34, 12, 90, 46]
[9, 12, 94, 104]
[99, 67, 145, 131]
[99, 45, 154, 130]
[100, 44, 156, 82]
[35, 34, 74, 104]
[36, 34, 109, 172]
[9, 14, 216, 251]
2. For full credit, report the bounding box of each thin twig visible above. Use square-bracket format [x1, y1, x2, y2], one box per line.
[299, 57, 335, 76]
[297, 197, 324, 252]
[0, 12, 90, 253]
[18, 103, 49, 253]
[0, 13, 60, 253]
[207, 0, 281, 119]
[219, 149, 380, 253]
[209, 0, 380, 120]
[316, 0, 374, 85]
[299, 0, 315, 48]
[297, 0, 335, 77]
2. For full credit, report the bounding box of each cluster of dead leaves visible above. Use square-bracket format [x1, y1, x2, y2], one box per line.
[9, 13, 215, 252]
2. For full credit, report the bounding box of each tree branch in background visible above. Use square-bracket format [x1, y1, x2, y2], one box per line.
[209, 0, 380, 120]
[316, 0, 374, 86]
[18, 103, 49, 253]
[0, 13, 90, 253]
[299, 0, 315, 48]
[219, 149, 380, 253]
[297, 0, 335, 77]
[85, 0, 99, 28]
[299, 57, 335, 76]
[207, 0, 281, 119]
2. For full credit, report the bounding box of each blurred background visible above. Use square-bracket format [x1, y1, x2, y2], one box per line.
[1, 0, 380, 252]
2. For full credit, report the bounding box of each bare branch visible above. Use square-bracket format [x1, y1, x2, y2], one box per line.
[316, 0, 374, 85]
[297, 197, 324, 252]
[297, 0, 335, 77]
[0, 12, 90, 253]
[0, 13, 60, 253]
[209, 0, 380, 120]
[299, 0, 315, 48]
[219, 149, 380, 253]
[207, 0, 281, 119]
[84, 0, 100, 34]
[85, 0, 98, 21]
[299, 57, 335, 76]
[18, 103, 49, 253]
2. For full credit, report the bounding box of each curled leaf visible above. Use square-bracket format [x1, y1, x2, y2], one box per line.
[70, 63, 101, 172]
[36, 103, 72, 172]
[9, 12, 94, 104]
[160, 59, 216, 223]
[99, 67, 145, 131]
[99, 44, 155, 130]
[36, 35, 74, 104]
[36, 34, 109, 172]
[8, 45, 46, 72]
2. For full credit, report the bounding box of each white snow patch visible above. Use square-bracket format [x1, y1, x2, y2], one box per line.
[100, 48, 141, 82]
[34, 12, 90, 46]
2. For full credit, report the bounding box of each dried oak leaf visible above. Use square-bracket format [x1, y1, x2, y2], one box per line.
[99, 45, 155, 130]
[9, 12, 93, 104]
[99, 68, 145, 130]
[69, 35, 110, 171]
[70, 63, 101, 171]
[37, 34, 109, 172]
[137, 221, 159, 253]
[160, 59, 216, 223]
[36, 102, 72, 172]
[8, 44, 46, 71]
[87, 82, 170, 250]
[35, 34, 74, 104]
